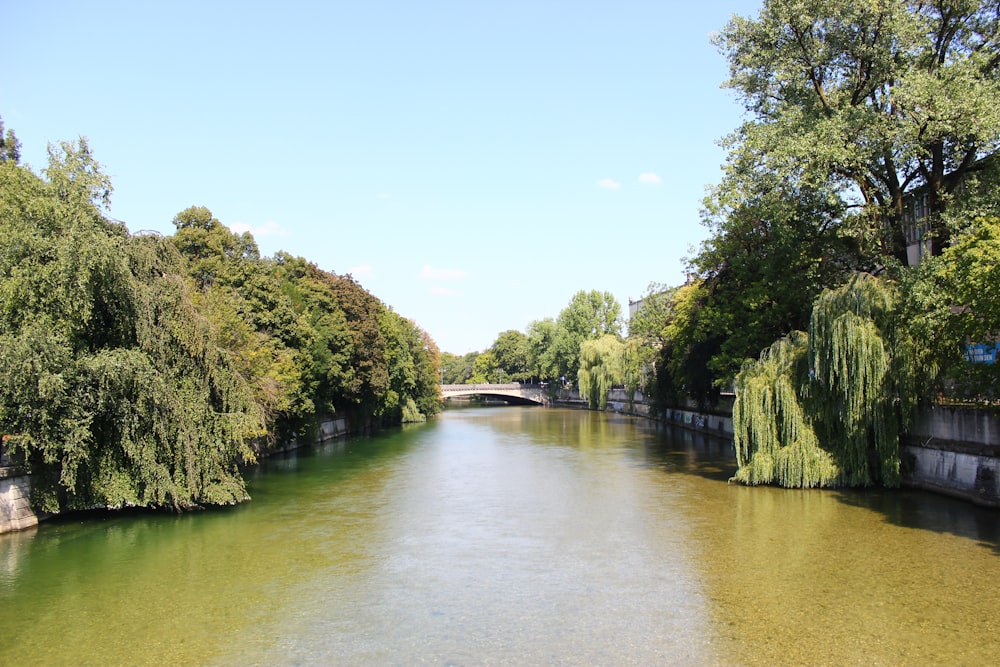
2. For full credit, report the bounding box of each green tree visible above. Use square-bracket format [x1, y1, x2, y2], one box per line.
[691, 173, 859, 385]
[379, 309, 442, 423]
[626, 284, 680, 401]
[44, 137, 112, 211]
[904, 215, 1000, 399]
[733, 274, 923, 488]
[171, 206, 260, 289]
[626, 283, 677, 347]
[0, 116, 21, 163]
[169, 207, 314, 443]
[578, 335, 625, 410]
[648, 280, 723, 409]
[409, 326, 442, 418]
[0, 149, 263, 512]
[440, 351, 477, 384]
[716, 0, 1000, 262]
[526, 318, 558, 383]
[470, 350, 499, 384]
[621, 337, 650, 403]
[491, 329, 530, 382]
[321, 273, 391, 430]
[552, 290, 622, 385]
[936, 216, 1000, 344]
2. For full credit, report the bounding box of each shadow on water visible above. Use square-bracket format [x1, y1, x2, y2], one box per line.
[831, 486, 1000, 556]
[639, 422, 739, 483]
[615, 414, 1000, 557]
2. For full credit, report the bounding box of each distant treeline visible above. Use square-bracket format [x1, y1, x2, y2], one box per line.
[0, 125, 441, 513]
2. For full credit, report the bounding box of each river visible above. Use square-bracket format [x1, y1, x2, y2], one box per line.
[0, 406, 998, 665]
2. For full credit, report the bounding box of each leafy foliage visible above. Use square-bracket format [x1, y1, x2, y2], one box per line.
[491, 329, 530, 382]
[0, 129, 442, 514]
[646, 0, 1000, 418]
[578, 335, 625, 410]
[440, 351, 477, 384]
[716, 0, 1000, 260]
[0, 152, 263, 511]
[0, 116, 20, 164]
[733, 275, 922, 488]
[732, 332, 838, 487]
[551, 290, 622, 386]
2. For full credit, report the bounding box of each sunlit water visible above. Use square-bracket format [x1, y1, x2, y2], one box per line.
[0, 407, 998, 665]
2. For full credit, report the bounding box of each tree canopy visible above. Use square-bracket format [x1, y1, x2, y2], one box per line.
[551, 290, 622, 385]
[0, 145, 264, 511]
[0, 130, 442, 513]
[716, 0, 1000, 261]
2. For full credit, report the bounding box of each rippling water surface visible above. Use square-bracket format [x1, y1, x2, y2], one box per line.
[0, 406, 997, 665]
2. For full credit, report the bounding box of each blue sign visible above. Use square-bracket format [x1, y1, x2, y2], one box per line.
[964, 343, 998, 364]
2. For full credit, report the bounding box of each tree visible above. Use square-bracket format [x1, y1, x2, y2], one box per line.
[621, 337, 650, 403]
[379, 309, 442, 423]
[491, 329, 530, 382]
[551, 290, 622, 385]
[409, 326, 442, 418]
[169, 208, 314, 443]
[0, 116, 20, 163]
[526, 318, 558, 382]
[0, 151, 263, 512]
[691, 172, 860, 384]
[903, 214, 1000, 399]
[626, 283, 677, 347]
[44, 137, 112, 211]
[625, 284, 680, 402]
[440, 351, 477, 384]
[716, 0, 1000, 262]
[648, 280, 723, 409]
[732, 274, 924, 488]
[171, 206, 260, 289]
[320, 273, 391, 430]
[470, 350, 499, 384]
[0, 130, 443, 514]
[936, 216, 1000, 344]
[578, 335, 625, 410]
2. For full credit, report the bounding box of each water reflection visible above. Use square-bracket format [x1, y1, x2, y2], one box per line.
[0, 407, 997, 666]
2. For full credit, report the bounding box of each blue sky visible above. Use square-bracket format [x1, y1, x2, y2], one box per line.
[2, 0, 762, 354]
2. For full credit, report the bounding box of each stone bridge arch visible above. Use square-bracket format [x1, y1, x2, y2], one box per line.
[440, 383, 549, 406]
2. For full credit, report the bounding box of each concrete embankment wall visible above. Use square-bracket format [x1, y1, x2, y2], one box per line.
[0, 473, 38, 534]
[0, 415, 351, 535]
[902, 406, 1000, 508]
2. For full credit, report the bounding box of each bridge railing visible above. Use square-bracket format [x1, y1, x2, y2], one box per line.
[441, 383, 526, 392]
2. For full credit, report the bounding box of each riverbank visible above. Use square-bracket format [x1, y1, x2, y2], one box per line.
[0, 416, 352, 535]
[5, 397, 997, 534]
[579, 388, 1000, 508]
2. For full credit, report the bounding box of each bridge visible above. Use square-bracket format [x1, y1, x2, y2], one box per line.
[440, 383, 550, 406]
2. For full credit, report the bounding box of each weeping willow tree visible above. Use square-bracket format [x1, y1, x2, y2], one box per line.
[0, 144, 265, 512]
[733, 274, 919, 488]
[577, 334, 624, 410]
[732, 331, 839, 487]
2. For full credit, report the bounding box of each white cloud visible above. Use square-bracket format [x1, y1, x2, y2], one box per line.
[597, 178, 621, 190]
[376, 192, 392, 200]
[228, 220, 288, 237]
[639, 172, 662, 184]
[420, 264, 469, 280]
[429, 286, 462, 296]
[347, 264, 373, 278]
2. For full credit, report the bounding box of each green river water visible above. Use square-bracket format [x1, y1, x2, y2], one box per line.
[0, 406, 998, 665]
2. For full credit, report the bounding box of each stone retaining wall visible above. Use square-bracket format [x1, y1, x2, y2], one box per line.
[0, 474, 38, 534]
[903, 406, 1000, 508]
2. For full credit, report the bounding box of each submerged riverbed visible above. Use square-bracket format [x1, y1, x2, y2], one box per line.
[1, 406, 998, 665]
